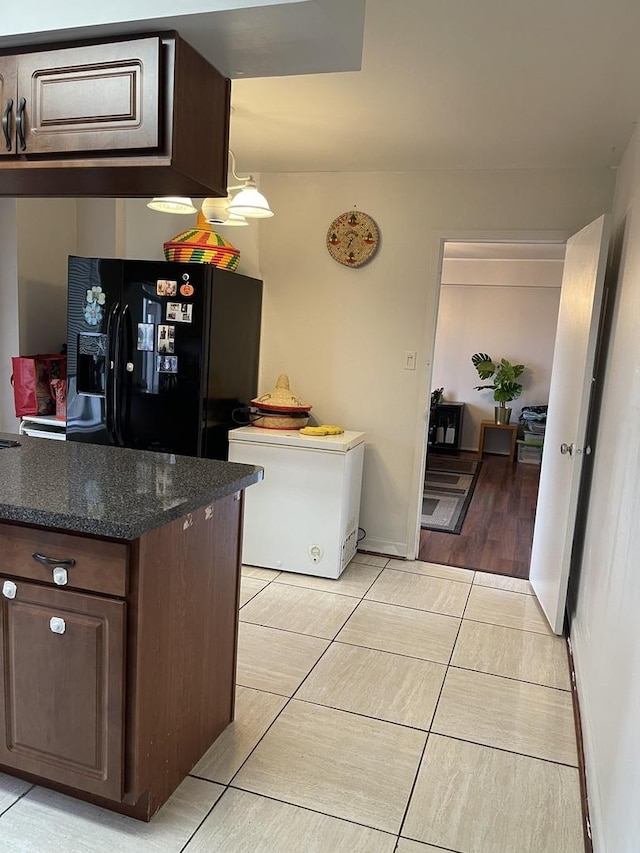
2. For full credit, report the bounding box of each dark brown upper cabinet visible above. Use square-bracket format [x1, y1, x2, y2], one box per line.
[0, 33, 231, 198]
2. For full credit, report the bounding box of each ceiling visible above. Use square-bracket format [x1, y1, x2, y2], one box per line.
[3, 0, 640, 175]
[229, 0, 640, 173]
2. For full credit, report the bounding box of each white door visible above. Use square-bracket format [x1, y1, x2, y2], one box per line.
[529, 214, 610, 634]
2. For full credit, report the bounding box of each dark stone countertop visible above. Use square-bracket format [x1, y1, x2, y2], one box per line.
[0, 434, 262, 540]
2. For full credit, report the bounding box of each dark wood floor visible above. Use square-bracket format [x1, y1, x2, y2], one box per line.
[418, 452, 540, 579]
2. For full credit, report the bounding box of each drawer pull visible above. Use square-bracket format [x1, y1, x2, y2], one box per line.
[2, 580, 17, 599]
[49, 617, 66, 635]
[32, 552, 76, 568]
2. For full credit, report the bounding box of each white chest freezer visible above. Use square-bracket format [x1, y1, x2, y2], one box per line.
[228, 426, 365, 578]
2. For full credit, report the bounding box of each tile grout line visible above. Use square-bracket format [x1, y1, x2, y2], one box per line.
[179, 781, 226, 853]
[445, 661, 571, 692]
[211, 573, 384, 800]
[289, 695, 437, 736]
[287, 567, 386, 703]
[446, 662, 574, 694]
[424, 731, 581, 770]
[375, 565, 475, 587]
[324, 637, 453, 667]
[461, 614, 556, 638]
[396, 580, 472, 843]
[0, 783, 36, 820]
[225, 785, 399, 839]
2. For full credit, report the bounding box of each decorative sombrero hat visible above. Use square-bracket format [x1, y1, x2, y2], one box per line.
[163, 211, 240, 270]
[250, 374, 312, 429]
[251, 374, 311, 413]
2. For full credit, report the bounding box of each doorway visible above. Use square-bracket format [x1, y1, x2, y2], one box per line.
[417, 238, 566, 578]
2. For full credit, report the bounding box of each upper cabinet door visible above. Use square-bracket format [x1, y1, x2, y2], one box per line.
[0, 57, 17, 157]
[17, 36, 160, 156]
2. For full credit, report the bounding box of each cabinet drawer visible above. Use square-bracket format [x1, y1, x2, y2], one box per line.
[0, 524, 127, 597]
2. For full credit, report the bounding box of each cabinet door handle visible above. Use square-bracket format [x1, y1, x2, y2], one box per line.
[16, 97, 26, 151]
[49, 617, 66, 635]
[32, 552, 76, 568]
[2, 97, 13, 151]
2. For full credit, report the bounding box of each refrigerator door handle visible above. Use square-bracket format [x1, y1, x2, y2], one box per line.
[116, 303, 133, 446]
[105, 300, 120, 445]
[112, 303, 126, 446]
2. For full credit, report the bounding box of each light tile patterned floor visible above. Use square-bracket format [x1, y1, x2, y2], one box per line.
[0, 558, 585, 852]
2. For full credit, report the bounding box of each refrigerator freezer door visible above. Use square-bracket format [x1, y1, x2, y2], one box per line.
[202, 271, 263, 460]
[66, 256, 122, 445]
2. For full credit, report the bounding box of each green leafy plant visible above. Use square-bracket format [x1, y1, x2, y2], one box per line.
[471, 353, 524, 404]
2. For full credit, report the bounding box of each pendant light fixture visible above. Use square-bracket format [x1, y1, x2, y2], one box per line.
[146, 196, 197, 214]
[225, 149, 273, 218]
[148, 151, 273, 222]
[200, 195, 249, 227]
[226, 177, 274, 218]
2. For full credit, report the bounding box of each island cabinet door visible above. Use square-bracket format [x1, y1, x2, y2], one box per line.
[0, 580, 125, 801]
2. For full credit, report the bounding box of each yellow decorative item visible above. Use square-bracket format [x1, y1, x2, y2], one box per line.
[163, 211, 240, 270]
[300, 424, 344, 436]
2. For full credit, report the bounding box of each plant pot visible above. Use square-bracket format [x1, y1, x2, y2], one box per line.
[494, 405, 512, 425]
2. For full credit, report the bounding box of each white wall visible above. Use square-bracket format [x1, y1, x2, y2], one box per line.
[0, 199, 74, 432]
[256, 168, 614, 556]
[432, 259, 562, 453]
[570, 126, 640, 853]
[76, 199, 124, 258]
[16, 199, 76, 356]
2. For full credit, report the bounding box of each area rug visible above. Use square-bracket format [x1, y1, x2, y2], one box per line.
[421, 457, 481, 534]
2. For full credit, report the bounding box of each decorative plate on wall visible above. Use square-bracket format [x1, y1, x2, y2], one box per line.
[326, 210, 380, 267]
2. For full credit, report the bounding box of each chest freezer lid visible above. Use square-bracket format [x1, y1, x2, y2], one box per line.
[229, 426, 365, 452]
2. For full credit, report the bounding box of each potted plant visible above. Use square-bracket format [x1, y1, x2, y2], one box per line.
[471, 353, 524, 424]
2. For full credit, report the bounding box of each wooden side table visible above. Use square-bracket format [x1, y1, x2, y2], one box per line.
[478, 420, 518, 462]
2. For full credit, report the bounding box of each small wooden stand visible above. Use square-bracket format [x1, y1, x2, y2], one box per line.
[478, 420, 518, 462]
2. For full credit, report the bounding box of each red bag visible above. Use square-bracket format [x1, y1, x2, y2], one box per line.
[50, 378, 67, 420]
[11, 355, 67, 417]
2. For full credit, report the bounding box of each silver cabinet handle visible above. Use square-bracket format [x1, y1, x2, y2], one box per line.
[52, 567, 68, 586]
[49, 617, 66, 634]
[2, 580, 17, 599]
[125, 362, 134, 372]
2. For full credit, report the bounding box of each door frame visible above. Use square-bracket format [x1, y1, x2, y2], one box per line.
[407, 227, 572, 559]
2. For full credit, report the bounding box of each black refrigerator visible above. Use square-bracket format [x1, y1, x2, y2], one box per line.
[66, 256, 262, 459]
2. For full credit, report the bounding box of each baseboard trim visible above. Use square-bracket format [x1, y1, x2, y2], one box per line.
[566, 635, 594, 853]
[358, 536, 407, 558]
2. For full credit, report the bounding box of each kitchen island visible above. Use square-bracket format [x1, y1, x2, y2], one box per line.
[0, 434, 262, 820]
